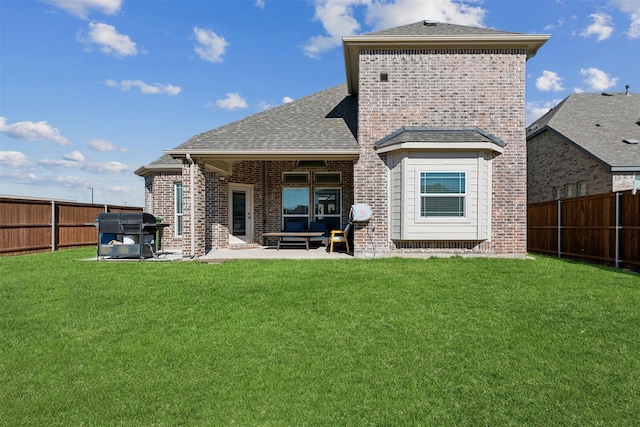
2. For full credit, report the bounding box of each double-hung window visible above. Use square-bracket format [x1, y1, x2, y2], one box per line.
[174, 182, 183, 237]
[420, 171, 466, 217]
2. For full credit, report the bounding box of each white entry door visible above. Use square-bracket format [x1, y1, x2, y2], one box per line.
[229, 184, 254, 244]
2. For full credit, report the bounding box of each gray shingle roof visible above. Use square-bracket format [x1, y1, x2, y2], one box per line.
[527, 92, 640, 171]
[375, 127, 505, 152]
[171, 84, 358, 153]
[367, 21, 518, 37]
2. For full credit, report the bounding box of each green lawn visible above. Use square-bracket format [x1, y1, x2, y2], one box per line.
[1, 249, 639, 426]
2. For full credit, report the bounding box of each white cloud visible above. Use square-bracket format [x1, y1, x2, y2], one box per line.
[580, 67, 619, 91]
[0, 151, 31, 168]
[89, 138, 127, 152]
[43, 0, 122, 19]
[0, 116, 70, 145]
[303, 0, 486, 58]
[106, 79, 181, 95]
[526, 99, 562, 125]
[215, 93, 248, 110]
[536, 70, 565, 92]
[193, 27, 229, 63]
[39, 155, 130, 173]
[64, 151, 86, 162]
[255, 0, 265, 8]
[51, 175, 94, 186]
[82, 22, 138, 58]
[581, 13, 614, 41]
[629, 11, 640, 38]
[611, 0, 640, 38]
[302, 0, 367, 58]
[544, 18, 566, 31]
[365, 0, 485, 31]
[283, 96, 294, 104]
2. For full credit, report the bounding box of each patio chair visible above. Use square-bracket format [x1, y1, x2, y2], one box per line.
[329, 222, 351, 254]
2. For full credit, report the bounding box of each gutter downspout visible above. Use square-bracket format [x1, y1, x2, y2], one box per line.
[186, 154, 196, 258]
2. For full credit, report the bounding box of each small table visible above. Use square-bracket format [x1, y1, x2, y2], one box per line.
[262, 232, 325, 250]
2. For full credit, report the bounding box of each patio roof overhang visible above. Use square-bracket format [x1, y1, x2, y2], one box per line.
[164, 149, 361, 175]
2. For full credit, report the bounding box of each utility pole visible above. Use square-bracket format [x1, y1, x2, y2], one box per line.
[87, 187, 94, 204]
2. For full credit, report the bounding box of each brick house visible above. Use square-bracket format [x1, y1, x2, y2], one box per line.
[135, 21, 549, 258]
[527, 90, 640, 203]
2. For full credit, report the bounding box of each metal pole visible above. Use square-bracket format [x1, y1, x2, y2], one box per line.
[87, 187, 94, 204]
[615, 192, 620, 269]
[557, 199, 562, 259]
[51, 200, 56, 252]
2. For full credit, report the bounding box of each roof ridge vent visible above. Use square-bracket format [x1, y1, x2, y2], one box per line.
[424, 20, 438, 26]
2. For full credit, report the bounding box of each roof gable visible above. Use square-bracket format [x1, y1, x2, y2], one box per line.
[366, 21, 518, 37]
[343, 20, 550, 94]
[526, 92, 640, 171]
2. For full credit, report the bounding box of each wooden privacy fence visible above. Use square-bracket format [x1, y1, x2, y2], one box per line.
[528, 190, 640, 272]
[0, 196, 142, 256]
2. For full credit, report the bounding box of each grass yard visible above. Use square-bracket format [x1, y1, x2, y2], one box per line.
[1, 249, 639, 426]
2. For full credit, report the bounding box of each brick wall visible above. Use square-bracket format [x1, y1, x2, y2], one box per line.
[527, 130, 634, 203]
[201, 160, 353, 256]
[356, 48, 528, 256]
[144, 172, 182, 249]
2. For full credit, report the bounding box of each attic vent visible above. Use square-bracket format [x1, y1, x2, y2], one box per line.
[601, 92, 614, 96]
[424, 20, 438, 26]
[623, 138, 639, 144]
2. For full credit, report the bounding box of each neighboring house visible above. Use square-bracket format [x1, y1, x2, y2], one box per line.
[135, 20, 549, 258]
[527, 90, 640, 203]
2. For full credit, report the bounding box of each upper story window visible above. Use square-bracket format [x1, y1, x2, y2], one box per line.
[420, 171, 466, 217]
[564, 183, 574, 198]
[577, 182, 587, 196]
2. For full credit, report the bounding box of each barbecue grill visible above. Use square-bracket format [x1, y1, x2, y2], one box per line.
[96, 212, 167, 259]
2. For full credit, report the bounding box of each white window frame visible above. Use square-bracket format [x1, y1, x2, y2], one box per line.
[282, 187, 309, 230]
[314, 187, 341, 230]
[564, 183, 574, 198]
[174, 182, 183, 237]
[577, 182, 587, 196]
[419, 171, 467, 219]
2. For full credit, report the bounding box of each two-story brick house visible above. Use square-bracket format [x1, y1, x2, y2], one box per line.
[135, 20, 549, 258]
[527, 90, 640, 203]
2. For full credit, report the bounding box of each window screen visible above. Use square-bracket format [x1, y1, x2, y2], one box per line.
[420, 172, 466, 217]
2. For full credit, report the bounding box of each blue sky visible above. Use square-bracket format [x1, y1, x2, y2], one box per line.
[1, 0, 638, 207]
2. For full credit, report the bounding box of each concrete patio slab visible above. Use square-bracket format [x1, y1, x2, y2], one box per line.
[201, 245, 352, 261]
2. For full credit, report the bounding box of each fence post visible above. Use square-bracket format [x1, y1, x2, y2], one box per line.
[557, 199, 562, 259]
[51, 200, 56, 252]
[615, 192, 620, 269]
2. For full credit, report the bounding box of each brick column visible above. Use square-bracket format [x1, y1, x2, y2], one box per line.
[182, 159, 206, 258]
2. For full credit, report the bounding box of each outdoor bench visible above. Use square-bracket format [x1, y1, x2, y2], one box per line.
[262, 232, 325, 250]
